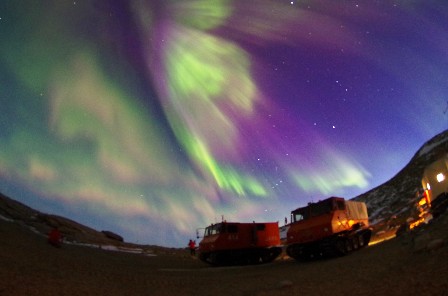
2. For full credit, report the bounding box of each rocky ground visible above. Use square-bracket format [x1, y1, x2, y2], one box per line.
[1, 212, 447, 296]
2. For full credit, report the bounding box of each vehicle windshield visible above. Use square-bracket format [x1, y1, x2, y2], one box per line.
[204, 223, 222, 237]
[203, 223, 240, 236]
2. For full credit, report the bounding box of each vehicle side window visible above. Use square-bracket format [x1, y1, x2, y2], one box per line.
[227, 224, 238, 233]
[221, 223, 226, 233]
[337, 200, 345, 210]
[256, 224, 266, 231]
[294, 213, 304, 222]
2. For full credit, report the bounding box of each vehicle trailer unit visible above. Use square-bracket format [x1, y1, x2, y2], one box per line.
[286, 197, 372, 261]
[198, 221, 282, 266]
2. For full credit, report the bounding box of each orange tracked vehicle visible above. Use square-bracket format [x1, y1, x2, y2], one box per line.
[198, 221, 282, 265]
[286, 196, 372, 261]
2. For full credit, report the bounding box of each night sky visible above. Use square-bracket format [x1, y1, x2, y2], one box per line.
[1, 0, 447, 247]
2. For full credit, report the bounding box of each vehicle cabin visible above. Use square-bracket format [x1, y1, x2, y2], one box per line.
[199, 221, 280, 252]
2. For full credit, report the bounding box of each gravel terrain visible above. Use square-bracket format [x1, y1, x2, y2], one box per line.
[1, 215, 447, 296]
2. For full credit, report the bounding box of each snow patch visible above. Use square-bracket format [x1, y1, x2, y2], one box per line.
[418, 136, 448, 157]
[0, 214, 14, 222]
[64, 241, 157, 256]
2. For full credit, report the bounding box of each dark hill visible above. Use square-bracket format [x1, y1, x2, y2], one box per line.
[0, 192, 182, 255]
[354, 129, 448, 229]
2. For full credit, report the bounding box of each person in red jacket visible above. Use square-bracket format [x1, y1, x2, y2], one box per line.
[188, 239, 196, 256]
[48, 226, 62, 248]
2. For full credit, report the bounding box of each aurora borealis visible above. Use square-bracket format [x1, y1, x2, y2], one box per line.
[1, 1, 447, 247]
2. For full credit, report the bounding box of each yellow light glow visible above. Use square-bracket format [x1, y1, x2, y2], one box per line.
[409, 218, 425, 230]
[427, 183, 431, 190]
[436, 173, 445, 183]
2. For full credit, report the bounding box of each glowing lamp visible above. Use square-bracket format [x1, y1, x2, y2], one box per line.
[348, 219, 355, 227]
[436, 173, 445, 183]
[427, 183, 431, 190]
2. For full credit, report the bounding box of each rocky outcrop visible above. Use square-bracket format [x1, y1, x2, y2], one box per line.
[102, 230, 124, 242]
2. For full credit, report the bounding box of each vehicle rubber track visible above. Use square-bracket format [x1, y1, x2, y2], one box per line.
[199, 247, 282, 266]
[286, 229, 372, 261]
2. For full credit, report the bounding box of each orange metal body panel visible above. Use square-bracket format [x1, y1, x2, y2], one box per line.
[199, 222, 280, 253]
[288, 213, 334, 244]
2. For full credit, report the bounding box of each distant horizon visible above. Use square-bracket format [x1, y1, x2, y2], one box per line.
[2, 129, 446, 248]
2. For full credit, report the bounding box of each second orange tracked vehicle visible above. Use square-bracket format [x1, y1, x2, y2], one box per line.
[286, 196, 372, 261]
